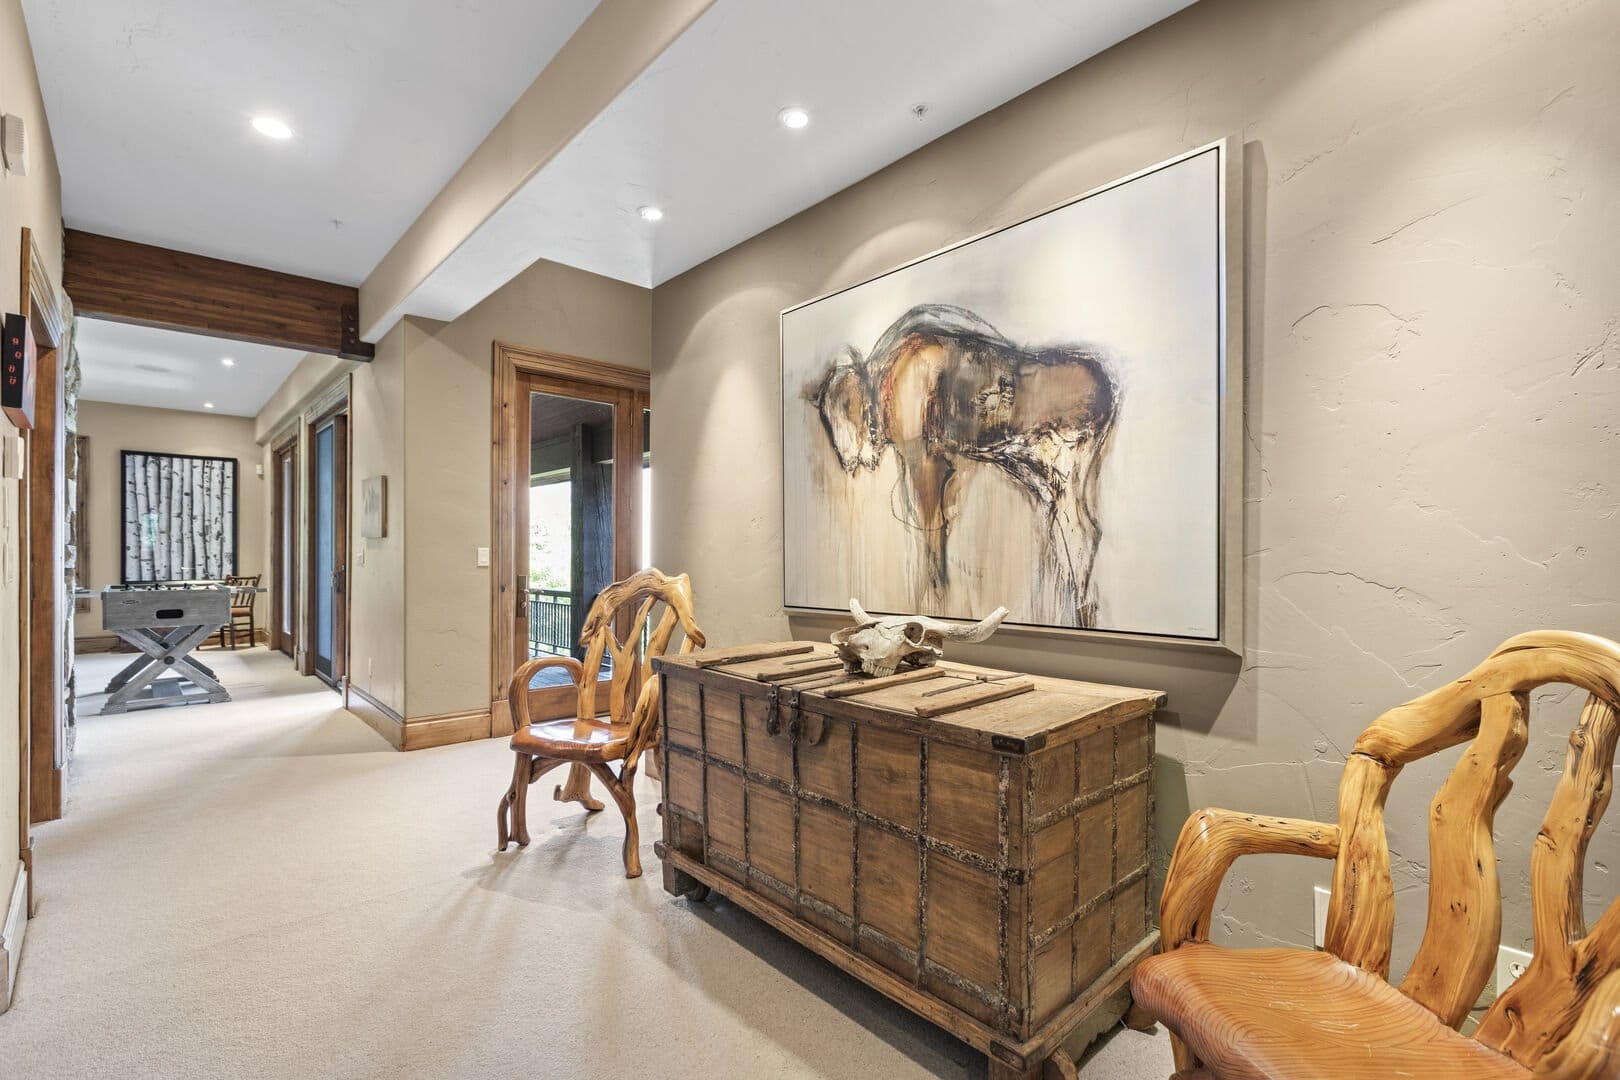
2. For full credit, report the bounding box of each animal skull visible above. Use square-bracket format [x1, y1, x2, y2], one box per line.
[830, 600, 1011, 677]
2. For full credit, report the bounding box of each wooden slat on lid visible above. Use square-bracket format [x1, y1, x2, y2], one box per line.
[914, 678, 1034, 718]
[850, 673, 1035, 717]
[691, 642, 815, 668]
[818, 667, 948, 698]
[964, 691, 1162, 746]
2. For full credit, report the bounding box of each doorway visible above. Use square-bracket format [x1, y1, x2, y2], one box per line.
[491, 344, 649, 736]
[270, 435, 298, 659]
[306, 402, 348, 688]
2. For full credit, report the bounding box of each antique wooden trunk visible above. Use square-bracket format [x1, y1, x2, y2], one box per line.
[653, 641, 1165, 1078]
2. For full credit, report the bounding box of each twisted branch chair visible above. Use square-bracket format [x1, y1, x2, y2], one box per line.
[1133, 630, 1620, 1079]
[496, 569, 704, 877]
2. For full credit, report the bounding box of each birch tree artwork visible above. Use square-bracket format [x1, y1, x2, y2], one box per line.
[122, 452, 237, 582]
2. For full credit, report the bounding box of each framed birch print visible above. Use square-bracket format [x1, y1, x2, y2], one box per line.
[782, 139, 1242, 650]
[121, 450, 239, 583]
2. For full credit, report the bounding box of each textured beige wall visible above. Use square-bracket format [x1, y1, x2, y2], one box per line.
[73, 402, 267, 642]
[651, 0, 1620, 964]
[345, 323, 406, 715]
[400, 259, 651, 719]
[0, 0, 61, 909]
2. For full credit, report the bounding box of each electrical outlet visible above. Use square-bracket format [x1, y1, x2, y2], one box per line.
[1313, 885, 1331, 949]
[1496, 945, 1531, 994]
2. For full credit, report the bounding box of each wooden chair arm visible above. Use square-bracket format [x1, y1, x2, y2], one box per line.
[1160, 808, 1340, 954]
[1534, 969, 1620, 1080]
[508, 656, 586, 727]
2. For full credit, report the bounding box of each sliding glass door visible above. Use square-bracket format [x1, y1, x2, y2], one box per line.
[308, 406, 348, 687]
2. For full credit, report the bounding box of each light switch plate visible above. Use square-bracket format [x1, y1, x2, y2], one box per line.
[476, 546, 490, 568]
[0, 435, 21, 480]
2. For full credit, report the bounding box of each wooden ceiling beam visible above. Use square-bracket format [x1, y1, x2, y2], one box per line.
[63, 229, 374, 361]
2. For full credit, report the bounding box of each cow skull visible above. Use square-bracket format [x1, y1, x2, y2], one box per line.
[830, 600, 1011, 677]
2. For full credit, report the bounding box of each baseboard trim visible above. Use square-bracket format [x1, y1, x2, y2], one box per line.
[1, 864, 28, 1015]
[402, 708, 493, 751]
[346, 684, 404, 750]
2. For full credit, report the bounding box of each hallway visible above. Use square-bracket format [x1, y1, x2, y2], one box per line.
[2, 649, 1172, 1078]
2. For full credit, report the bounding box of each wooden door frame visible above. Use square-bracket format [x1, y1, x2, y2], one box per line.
[304, 399, 349, 687]
[490, 342, 649, 737]
[18, 227, 67, 903]
[269, 433, 299, 657]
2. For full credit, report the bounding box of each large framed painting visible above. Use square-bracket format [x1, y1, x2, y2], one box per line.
[121, 450, 239, 583]
[782, 139, 1242, 650]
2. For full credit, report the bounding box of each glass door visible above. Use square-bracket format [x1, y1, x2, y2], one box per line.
[309, 407, 348, 687]
[512, 373, 647, 722]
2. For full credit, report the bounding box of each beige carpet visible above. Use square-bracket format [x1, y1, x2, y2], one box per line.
[0, 647, 1174, 1079]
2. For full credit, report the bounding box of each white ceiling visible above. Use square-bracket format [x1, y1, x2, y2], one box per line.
[23, 0, 601, 285]
[403, 0, 1199, 318]
[76, 318, 307, 417]
[26, 0, 1196, 344]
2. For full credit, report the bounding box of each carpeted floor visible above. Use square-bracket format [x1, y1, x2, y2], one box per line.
[0, 647, 1174, 1079]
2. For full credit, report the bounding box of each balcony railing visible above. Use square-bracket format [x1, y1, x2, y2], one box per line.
[528, 588, 573, 657]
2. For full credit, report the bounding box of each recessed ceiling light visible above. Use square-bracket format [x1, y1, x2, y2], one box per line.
[637, 205, 664, 222]
[203, 402, 215, 410]
[251, 116, 293, 140]
[778, 106, 810, 130]
[220, 356, 236, 367]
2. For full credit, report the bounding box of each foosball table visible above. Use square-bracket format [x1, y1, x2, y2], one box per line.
[93, 582, 234, 714]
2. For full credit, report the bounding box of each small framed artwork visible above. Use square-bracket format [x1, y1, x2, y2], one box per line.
[782, 138, 1243, 651]
[361, 475, 387, 539]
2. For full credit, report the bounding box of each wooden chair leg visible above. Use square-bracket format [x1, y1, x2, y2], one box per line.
[555, 762, 604, 812]
[592, 762, 641, 878]
[499, 752, 536, 850]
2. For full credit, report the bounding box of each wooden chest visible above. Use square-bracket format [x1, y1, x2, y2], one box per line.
[653, 641, 1165, 1078]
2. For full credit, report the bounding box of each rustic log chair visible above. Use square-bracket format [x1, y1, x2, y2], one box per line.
[496, 568, 704, 877]
[1131, 630, 1620, 1080]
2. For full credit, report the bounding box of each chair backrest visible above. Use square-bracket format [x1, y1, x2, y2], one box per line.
[573, 568, 705, 727]
[226, 574, 260, 607]
[1323, 630, 1620, 1072]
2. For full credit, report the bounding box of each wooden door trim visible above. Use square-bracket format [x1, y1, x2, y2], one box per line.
[269, 436, 300, 657]
[494, 341, 651, 392]
[490, 343, 649, 736]
[19, 228, 66, 861]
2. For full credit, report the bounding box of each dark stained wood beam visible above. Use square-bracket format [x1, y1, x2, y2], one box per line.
[63, 229, 374, 361]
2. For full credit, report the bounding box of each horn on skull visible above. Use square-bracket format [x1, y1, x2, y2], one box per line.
[939, 606, 1011, 643]
[849, 598, 873, 624]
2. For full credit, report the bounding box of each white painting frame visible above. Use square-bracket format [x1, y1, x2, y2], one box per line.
[781, 138, 1243, 654]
